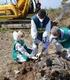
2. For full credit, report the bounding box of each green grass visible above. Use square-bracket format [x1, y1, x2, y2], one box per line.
[47, 8, 62, 14]
[0, 28, 10, 32]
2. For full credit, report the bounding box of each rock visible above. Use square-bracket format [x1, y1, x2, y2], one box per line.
[22, 68, 28, 75]
[4, 77, 10, 80]
[14, 70, 20, 75]
[46, 58, 52, 67]
[40, 70, 46, 77]
[35, 73, 41, 80]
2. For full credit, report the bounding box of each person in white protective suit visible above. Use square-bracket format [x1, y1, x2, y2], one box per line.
[45, 26, 70, 61]
[12, 31, 37, 63]
[31, 9, 52, 57]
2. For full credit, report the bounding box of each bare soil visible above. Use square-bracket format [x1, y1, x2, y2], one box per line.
[0, 10, 70, 80]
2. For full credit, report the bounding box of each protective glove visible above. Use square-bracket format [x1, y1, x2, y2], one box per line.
[33, 38, 37, 43]
[43, 37, 47, 43]
[43, 31, 48, 43]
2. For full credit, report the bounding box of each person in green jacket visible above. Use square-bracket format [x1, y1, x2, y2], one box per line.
[49, 26, 70, 61]
[12, 31, 37, 63]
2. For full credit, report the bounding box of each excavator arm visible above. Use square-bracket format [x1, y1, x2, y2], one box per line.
[0, 0, 32, 19]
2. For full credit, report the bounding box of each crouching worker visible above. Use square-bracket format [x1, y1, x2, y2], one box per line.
[12, 31, 37, 63]
[50, 26, 70, 61]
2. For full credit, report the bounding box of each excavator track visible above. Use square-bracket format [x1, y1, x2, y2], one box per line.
[0, 18, 31, 29]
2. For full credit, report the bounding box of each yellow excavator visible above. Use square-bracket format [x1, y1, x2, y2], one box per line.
[0, 0, 36, 19]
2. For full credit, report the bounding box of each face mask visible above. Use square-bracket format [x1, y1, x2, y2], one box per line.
[18, 35, 23, 40]
[39, 18, 44, 22]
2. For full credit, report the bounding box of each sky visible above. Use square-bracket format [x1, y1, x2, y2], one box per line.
[0, 0, 17, 4]
[39, 0, 63, 9]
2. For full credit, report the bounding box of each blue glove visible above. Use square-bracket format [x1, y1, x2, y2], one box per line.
[33, 38, 37, 43]
[43, 36, 49, 43]
[43, 37, 46, 43]
[43, 36, 50, 49]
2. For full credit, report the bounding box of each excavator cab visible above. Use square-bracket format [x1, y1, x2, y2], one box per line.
[0, 0, 36, 19]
